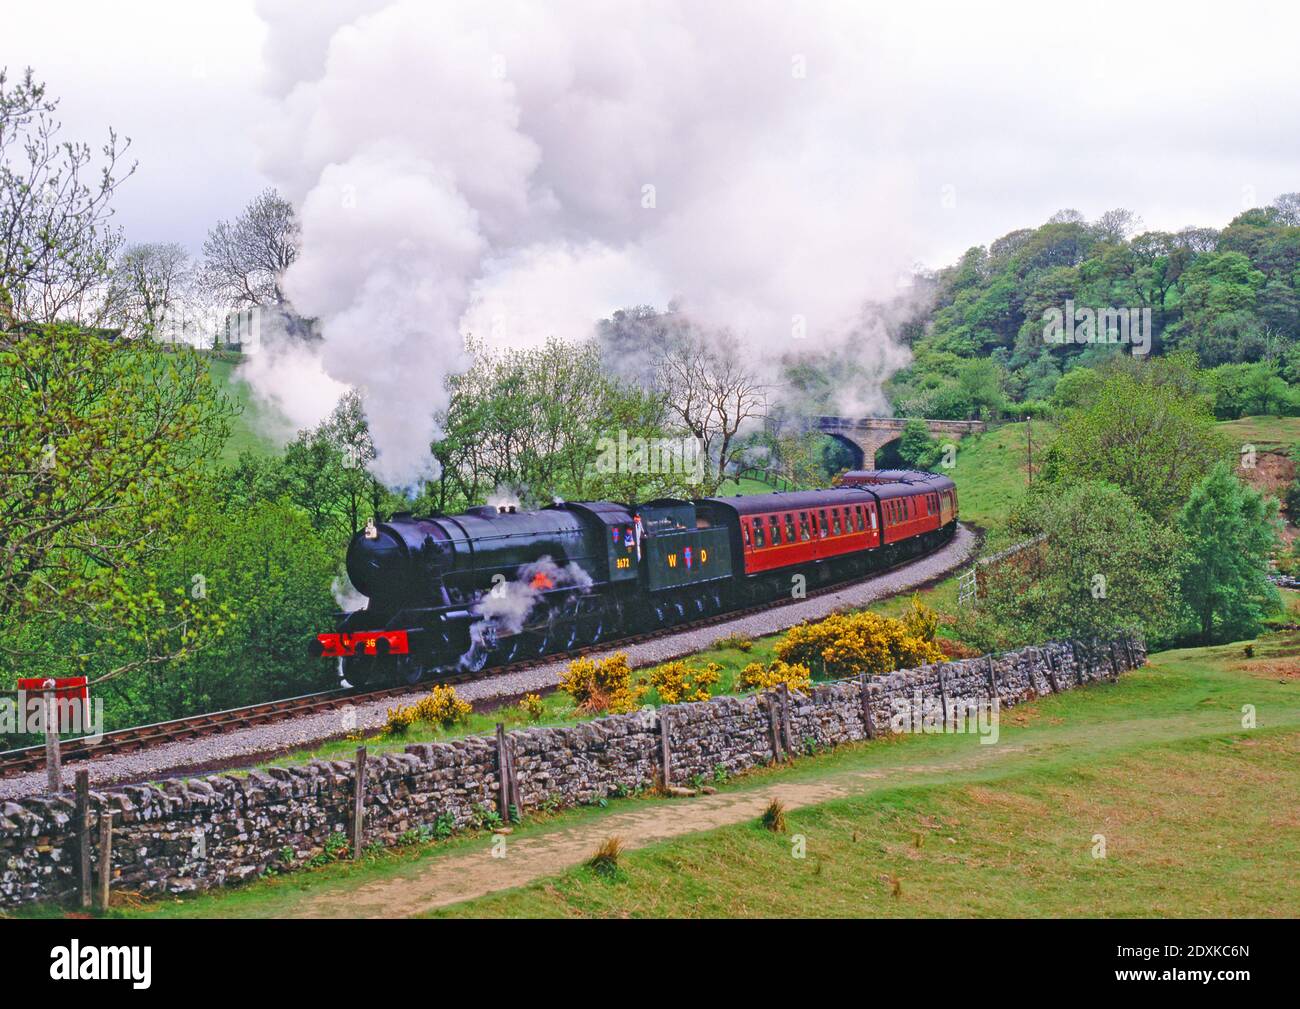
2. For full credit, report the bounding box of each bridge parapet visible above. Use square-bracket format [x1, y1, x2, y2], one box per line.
[812, 415, 987, 467]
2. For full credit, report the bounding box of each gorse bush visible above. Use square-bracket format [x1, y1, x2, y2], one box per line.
[775, 609, 946, 680]
[560, 652, 645, 714]
[738, 658, 812, 694]
[519, 692, 545, 722]
[383, 684, 471, 734]
[901, 594, 940, 643]
[383, 704, 417, 736]
[647, 660, 721, 703]
[411, 684, 472, 727]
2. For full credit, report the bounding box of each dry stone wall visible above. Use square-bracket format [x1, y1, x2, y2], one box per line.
[0, 633, 1144, 909]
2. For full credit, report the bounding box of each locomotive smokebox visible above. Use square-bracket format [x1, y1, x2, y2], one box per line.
[345, 516, 453, 604]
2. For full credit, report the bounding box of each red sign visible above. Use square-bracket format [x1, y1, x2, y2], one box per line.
[17, 676, 89, 707]
[316, 630, 410, 659]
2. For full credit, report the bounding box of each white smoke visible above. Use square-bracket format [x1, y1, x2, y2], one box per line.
[331, 571, 368, 612]
[461, 555, 594, 668]
[474, 555, 594, 637]
[253, 0, 918, 484]
[484, 485, 522, 512]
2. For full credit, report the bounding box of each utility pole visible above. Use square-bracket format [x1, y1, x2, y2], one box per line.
[1026, 414, 1033, 484]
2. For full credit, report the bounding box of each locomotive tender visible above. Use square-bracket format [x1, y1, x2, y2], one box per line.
[311, 470, 958, 688]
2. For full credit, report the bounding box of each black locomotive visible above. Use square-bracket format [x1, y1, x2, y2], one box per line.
[311, 471, 958, 688]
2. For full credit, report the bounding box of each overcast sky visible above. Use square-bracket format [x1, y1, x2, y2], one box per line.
[6, 0, 1298, 270]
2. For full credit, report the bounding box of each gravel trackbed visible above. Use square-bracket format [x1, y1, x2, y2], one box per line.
[1, 525, 977, 800]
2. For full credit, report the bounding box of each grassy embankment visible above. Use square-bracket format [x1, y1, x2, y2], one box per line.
[1217, 414, 1300, 452]
[205, 356, 278, 464]
[67, 618, 1300, 919]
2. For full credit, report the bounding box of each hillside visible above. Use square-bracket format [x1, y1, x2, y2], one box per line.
[205, 356, 279, 464]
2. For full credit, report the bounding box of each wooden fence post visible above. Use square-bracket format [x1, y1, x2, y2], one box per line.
[96, 813, 112, 912]
[984, 655, 999, 700]
[936, 664, 950, 728]
[858, 674, 876, 740]
[75, 769, 91, 908]
[766, 694, 784, 760]
[43, 682, 62, 795]
[351, 745, 367, 859]
[1107, 641, 1120, 680]
[659, 711, 672, 786]
[778, 682, 794, 757]
[1044, 648, 1061, 694]
[494, 723, 512, 819]
[1070, 640, 1085, 685]
[505, 734, 522, 817]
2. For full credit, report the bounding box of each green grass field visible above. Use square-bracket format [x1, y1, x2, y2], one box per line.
[67, 625, 1298, 919]
[1216, 415, 1300, 453]
[204, 356, 279, 464]
[715, 475, 779, 496]
[944, 421, 1039, 536]
[435, 633, 1300, 918]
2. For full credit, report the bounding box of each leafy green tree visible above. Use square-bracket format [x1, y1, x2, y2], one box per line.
[896, 419, 943, 470]
[0, 325, 234, 684]
[1177, 463, 1280, 642]
[1204, 361, 1294, 419]
[1044, 368, 1227, 520]
[116, 494, 340, 720]
[960, 481, 1183, 650]
[1050, 366, 1104, 413]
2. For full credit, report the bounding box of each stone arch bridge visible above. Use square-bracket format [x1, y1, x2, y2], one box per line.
[813, 415, 988, 468]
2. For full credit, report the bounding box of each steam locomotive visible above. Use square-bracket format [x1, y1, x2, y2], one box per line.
[310, 470, 958, 688]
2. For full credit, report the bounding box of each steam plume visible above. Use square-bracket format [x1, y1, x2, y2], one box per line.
[253, 0, 917, 483]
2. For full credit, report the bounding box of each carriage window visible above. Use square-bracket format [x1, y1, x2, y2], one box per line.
[868, 507, 876, 529]
[818, 510, 828, 536]
[832, 509, 842, 536]
[798, 513, 811, 541]
[858, 506, 866, 531]
[769, 515, 781, 545]
[784, 514, 796, 542]
[751, 518, 763, 548]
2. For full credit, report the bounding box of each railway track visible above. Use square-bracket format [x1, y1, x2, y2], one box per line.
[0, 531, 963, 780]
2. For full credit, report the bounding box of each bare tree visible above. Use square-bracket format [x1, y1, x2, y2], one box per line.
[0, 67, 134, 326]
[1270, 192, 1300, 227]
[1093, 207, 1143, 243]
[107, 241, 191, 339]
[202, 188, 299, 309]
[655, 329, 767, 493]
[1175, 226, 1219, 254]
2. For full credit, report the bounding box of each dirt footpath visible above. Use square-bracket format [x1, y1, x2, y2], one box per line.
[291, 744, 1020, 918]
